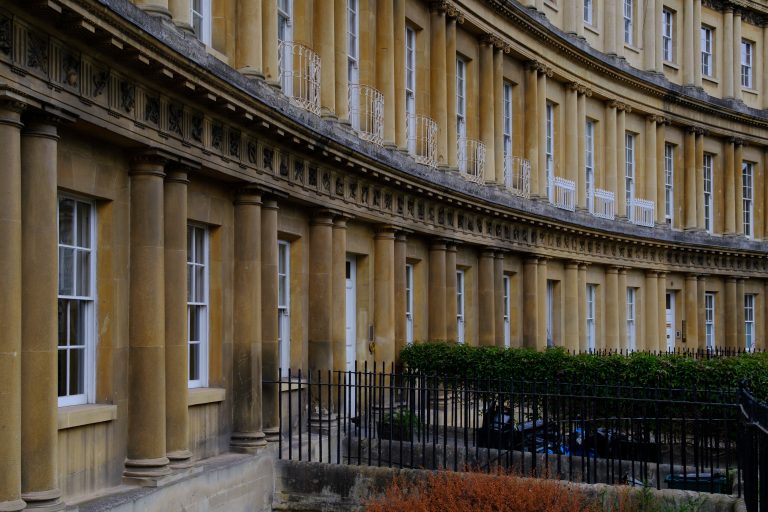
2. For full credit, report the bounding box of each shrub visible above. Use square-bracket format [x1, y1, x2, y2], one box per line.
[399, 343, 768, 399]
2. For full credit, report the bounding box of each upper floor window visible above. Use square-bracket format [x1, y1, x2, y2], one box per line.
[347, 0, 359, 84]
[278, 0, 292, 43]
[187, 225, 209, 388]
[703, 153, 713, 234]
[456, 270, 465, 344]
[585, 120, 595, 211]
[625, 132, 636, 217]
[545, 102, 554, 200]
[405, 26, 417, 153]
[704, 292, 715, 350]
[664, 143, 674, 224]
[626, 287, 636, 351]
[456, 58, 467, 140]
[662, 9, 673, 62]
[745, 294, 755, 351]
[278, 240, 291, 375]
[277, 0, 293, 94]
[743, 162, 754, 238]
[586, 284, 596, 351]
[623, 0, 633, 45]
[405, 263, 414, 344]
[58, 195, 96, 407]
[741, 40, 753, 89]
[584, 0, 593, 25]
[192, 0, 212, 45]
[502, 82, 513, 182]
[701, 26, 713, 77]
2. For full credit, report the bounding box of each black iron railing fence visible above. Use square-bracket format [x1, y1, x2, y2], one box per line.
[571, 347, 763, 358]
[740, 387, 768, 511]
[272, 363, 743, 495]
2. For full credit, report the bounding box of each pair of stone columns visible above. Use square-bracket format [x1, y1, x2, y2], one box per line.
[523, 61, 552, 198]
[428, 240, 466, 343]
[478, 38, 506, 184]
[478, 250, 506, 347]
[723, 7, 743, 100]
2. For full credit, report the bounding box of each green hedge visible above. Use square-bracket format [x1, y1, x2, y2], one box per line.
[399, 343, 768, 400]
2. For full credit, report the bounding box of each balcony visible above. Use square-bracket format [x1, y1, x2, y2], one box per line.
[458, 138, 486, 184]
[348, 84, 384, 146]
[551, 176, 576, 211]
[630, 198, 655, 227]
[590, 188, 615, 220]
[407, 114, 438, 168]
[278, 40, 321, 116]
[503, 155, 531, 198]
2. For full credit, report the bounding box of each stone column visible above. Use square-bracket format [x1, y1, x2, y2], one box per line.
[578, 264, 588, 351]
[524, 63, 539, 195]
[332, 216, 348, 372]
[314, 0, 336, 118]
[394, 232, 407, 360]
[724, 139, 736, 234]
[693, 0, 702, 87]
[445, 244, 458, 343]
[169, 0, 194, 33]
[724, 277, 738, 349]
[763, 22, 768, 109]
[231, 189, 267, 453]
[334, 0, 348, 123]
[374, 227, 396, 365]
[522, 258, 540, 349]
[478, 249, 496, 346]
[695, 131, 705, 230]
[577, 88, 587, 210]
[428, 241, 447, 341]
[645, 116, 657, 213]
[125, 153, 169, 479]
[684, 128, 697, 230]
[236, 0, 263, 77]
[683, 0, 694, 85]
[479, 39, 496, 182]
[394, 0, 407, 149]
[697, 275, 707, 347]
[723, 7, 735, 98]
[494, 253, 505, 348]
[656, 119, 667, 224]
[494, 47, 505, 185]
[0, 101, 25, 512]
[658, 273, 668, 351]
[261, 199, 279, 441]
[605, 267, 619, 350]
[616, 106, 627, 218]
[164, 167, 192, 463]
[537, 259, 548, 348]
[309, 211, 334, 373]
[565, 84, 579, 187]
[733, 9, 743, 101]
[20, 116, 63, 510]
[263, 0, 280, 87]
[618, 269, 628, 350]
[684, 274, 699, 349]
[446, 17, 458, 168]
[737, 278, 746, 349]
[537, 68, 549, 198]
[605, 0, 617, 55]
[643, 0, 656, 71]
[564, 262, 579, 352]
[645, 272, 659, 353]
[605, 102, 618, 200]
[135, 0, 170, 19]
[429, 4, 447, 164]
[735, 141, 744, 235]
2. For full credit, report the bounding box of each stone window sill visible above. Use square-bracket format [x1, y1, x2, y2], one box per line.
[584, 24, 600, 36]
[206, 46, 229, 66]
[742, 87, 759, 97]
[624, 43, 640, 55]
[58, 404, 117, 430]
[663, 61, 679, 71]
[188, 387, 226, 407]
[703, 75, 719, 85]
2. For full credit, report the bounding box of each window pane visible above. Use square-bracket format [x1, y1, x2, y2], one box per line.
[59, 247, 74, 296]
[189, 343, 200, 381]
[58, 300, 68, 347]
[59, 198, 74, 245]
[189, 306, 200, 342]
[195, 265, 205, 302]
[58, 349, 67, 397]
[76, 250, 90, 297]
[187, 264, 195, 302]
[76, 202, 91, 248]
[194, 229, 204, 264]
[69, 347, 85, 395]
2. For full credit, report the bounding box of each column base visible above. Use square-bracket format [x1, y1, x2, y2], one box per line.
[167, 449, 193, 468]
[239, 67, 266, 81]
[0, 500, 26, 512]
[123, 466, 200, 488]
[19, 489, 63, 512]
[230, 431, 267, 454]
[138, 4, 172, 20]
[174, 21, 195, 35]
[263, 427, 280, 443]
[123, 456, 171, 479]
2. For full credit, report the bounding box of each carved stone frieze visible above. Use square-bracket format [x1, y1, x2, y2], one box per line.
[0, 15, 11, 56]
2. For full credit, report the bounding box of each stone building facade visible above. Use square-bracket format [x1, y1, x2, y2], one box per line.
[2, 0, 768, 509]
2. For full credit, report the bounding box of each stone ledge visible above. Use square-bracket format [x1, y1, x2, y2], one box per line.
[57, 404, 117, 430]
[188, 387, 226, 407]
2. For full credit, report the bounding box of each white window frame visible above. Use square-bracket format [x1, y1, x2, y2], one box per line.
[586, 284, 596, 351]
[191, 0, 212, 45]
[347, 0, 360, 115]
[704, 292, 715, 350]
[664, 143, 674, 223]
[503, 82, 513, 180]
[662, 9, 673, 62]
[623, 0, 633, 45]
[546, 280, 554, 348]
[743, 161, 754, 238]
[625, 132, 635, 218]
[584, 0, 593, 25]
[503, 275, 511, 348]
[741, 40, 753, 89]
[626, 288, 636, 351]
[456, 270, 465, 344]
[585, 120, 595, 211]
[405, 263, 414, 344]
[703, 153, 713, 234]
[405, 26, 416, 154]
[278, 240, 291, 376]
[701, 26, 713, 77]
[187, 224, 209, 389]
[278, 0, 294, 96]
[456, 57, 467, 171]
[57, 194, 97, 407]
[745, 294, 755, 351]
[545, 102, 554, 201]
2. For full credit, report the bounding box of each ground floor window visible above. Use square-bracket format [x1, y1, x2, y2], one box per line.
[278, 240, 291, 375]
[457, 270, 465, 344]
[626, 288, 636, 351]
[405, 264, 414, 344]
[187, 224, 209, 387]
[586, 284, 596, 351]
[704, 292, 715, 350]
[745, 294, 755, 351]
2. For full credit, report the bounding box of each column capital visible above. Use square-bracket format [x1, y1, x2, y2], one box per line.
[234, 186, 263, 206]
[697, 274, 708, 282]
[685, 273, 699, 281]
[445, 3, 464, 22]
[310, 208, 337, 226]
[430, 238, 449, 250]
[494, 250, 506, 260]
[730, 136, 745, 147]
[445, 241, 458, 252]
[565, 261, 579, 269]
[524, 256, 539, 265]
[606, 266, 620, 274]
[130, 150, 170, 177]
[374, 224, 398, 238]
[262, 198, 279, 211]
[429, 1, 448, 13]
[578, 262, 590, 270]
[165, 169, 190, 184]
[645, 270, 659, 278]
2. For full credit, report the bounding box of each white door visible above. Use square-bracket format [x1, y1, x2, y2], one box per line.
[665, 292, 675, 352]
[345, 257, 356, 371]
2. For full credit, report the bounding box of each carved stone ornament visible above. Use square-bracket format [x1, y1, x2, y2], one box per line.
[26, 31, 48, 72]
[361, 185, 369, 204]
[61, 51, 80, 87]
[384, 192, 392, 210]
[335, 177, 344, 196]
[372, 189, 381, 207]
[229, 130, 241, 157]
[294, 160, 304, 182]
[308, 165, 317, 186]
[211, 123, 223, 151]
[92, 70, 108, 97]
[144, 96, 160, 125]
[190, 114, 203, 143]
[247, 141, 257, 164]
[0, 16, 11, 56]
[120, 81, 135, 113]
[263, 147, 274, 170]
[322, 171, 330, 191]
[168, 103, 183, 135]
[279, 154, 288, 176]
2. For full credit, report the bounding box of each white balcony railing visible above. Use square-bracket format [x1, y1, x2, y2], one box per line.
[551, 176, 576, 211]
[348, 84, 384, 146]
[407, 114, 438, 168]
[503, 154, 531, 198]
[457, 138, 486, 184]
[278, 40, 321, 116]
[590, 188, 615, 220]
[630, 198, 655, 227]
